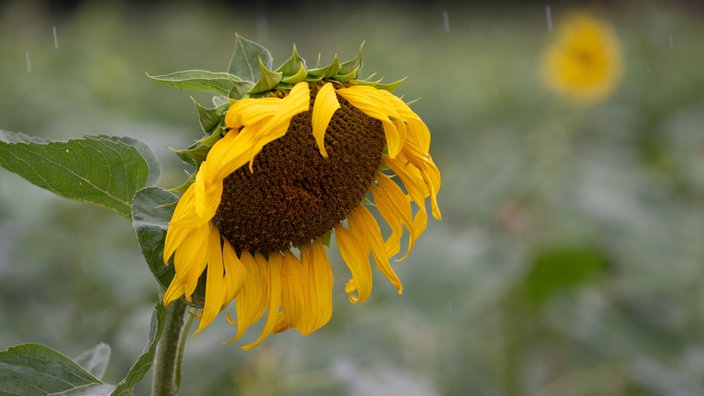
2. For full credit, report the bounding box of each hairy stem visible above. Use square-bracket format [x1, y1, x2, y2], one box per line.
[152, 299, 188, 396]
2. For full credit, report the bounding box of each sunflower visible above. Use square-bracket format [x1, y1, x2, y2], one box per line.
[541, 12, 622, 104]
[159, 38, 441, 350]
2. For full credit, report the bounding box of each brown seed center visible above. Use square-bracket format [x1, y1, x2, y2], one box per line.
[214, 88, 386, 253]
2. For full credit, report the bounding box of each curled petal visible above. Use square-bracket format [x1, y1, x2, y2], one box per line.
[242, 252, 283, 350]
[348, 205, 403, 294]
[335, 224, 373, 304]
[311, 82, 340, 157]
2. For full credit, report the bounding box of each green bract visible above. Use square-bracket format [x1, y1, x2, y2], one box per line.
[148, 34, 404, 169]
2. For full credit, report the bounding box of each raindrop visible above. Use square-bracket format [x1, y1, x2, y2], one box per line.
[53, 26, 58, 49]
[25, 52, 32, 74]
[668, 34, 674, 49]
[442, 11, 450, 33]
[545, 5, 553, 33]
[448, 302, 454, 313]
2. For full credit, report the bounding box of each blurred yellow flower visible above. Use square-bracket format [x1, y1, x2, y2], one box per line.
[162, 81, 441, 349]
[541, 12, 623, 104]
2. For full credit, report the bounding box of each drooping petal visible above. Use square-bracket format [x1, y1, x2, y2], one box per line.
[195, 223, 226, 334]
[383, 154, 431, 260]
[399, 145, 442, 221]
[379, 89, 431, 153]
[348, 205, 403, 294]
[163, 277, 185, 307]
[302, 239, 334, 332]
[226, 250, 268, 343]
[371, 173, 415, 259]
[171, 223, 212, 299]
[311, 82, 340, 157]
[335, 223, 373, 304]
[222, 240, 246, 310]
[279, 240, 334, 334]
[276, 249, 305, 334]
[242, 252, 283, 350]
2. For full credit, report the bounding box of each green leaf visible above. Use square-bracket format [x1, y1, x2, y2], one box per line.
[248, 58, 283, 94]
[228, 33, 273, 83]
[131, 187, 178, 290]
[107, 136, 161, 187]
[524, 245, 609, 307]
[0, 131, 155, 219]
[148, 70, 252, 99]
[112, 303, 167, 396]
[0, 343, 115, 396]
[73, 343, 111, 380]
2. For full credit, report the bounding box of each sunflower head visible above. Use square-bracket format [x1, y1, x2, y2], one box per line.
[541, 12, 623, 105]
[151, 35, 441, 349]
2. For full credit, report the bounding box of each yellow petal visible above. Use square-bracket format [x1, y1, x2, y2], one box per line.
[164, 223, 191, 265]
[226, 250, 268, 343]
[379, 90, 431, 153]
[163, 278, 185, 307]
[371, 173, 415, 259]
[195, 223, 225, 334]
[171, 223, 212, 299]
[383, 155, 430, 259]
[306, 239, 334, 331]
[192, 161, 224, 220]
[277, 249, 305, 333]
[222, 240, 246, 310]
[225, 97, 284, 130]
[335, 223, 373, 304]
[348, 205, 403, 294]
[242, 252, 283, 350]
[311, 82, 340, 158]
[399, 145, 442, 221]
[201, 127, 254, 182]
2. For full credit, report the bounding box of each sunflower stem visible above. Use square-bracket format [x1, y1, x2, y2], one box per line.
[152, 299, 189, 396]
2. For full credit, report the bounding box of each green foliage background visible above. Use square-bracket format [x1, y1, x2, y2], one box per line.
[1, 1, 703, 395]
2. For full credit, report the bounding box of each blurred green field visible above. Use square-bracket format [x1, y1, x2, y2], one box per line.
[1, 1, 704, 395]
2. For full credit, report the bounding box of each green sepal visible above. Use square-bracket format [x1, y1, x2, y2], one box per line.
[191, 96, 229, 134]
[148, 70, 252, 99]
[334, 65, 361, 83]
[248, 58, 283, 94]
[319, 230, 332, 247]
[170, 171, 196, 194]
[228, 33, 273, 83]
[356, 77, 406, 92]
[336, 42, 364, 79]
[171, 142, 208, 169]
[282, 63, 308, 84]
[172, 129, 223, 169]
[277, 43, 306, 75]
[306, 54, 340, 81]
